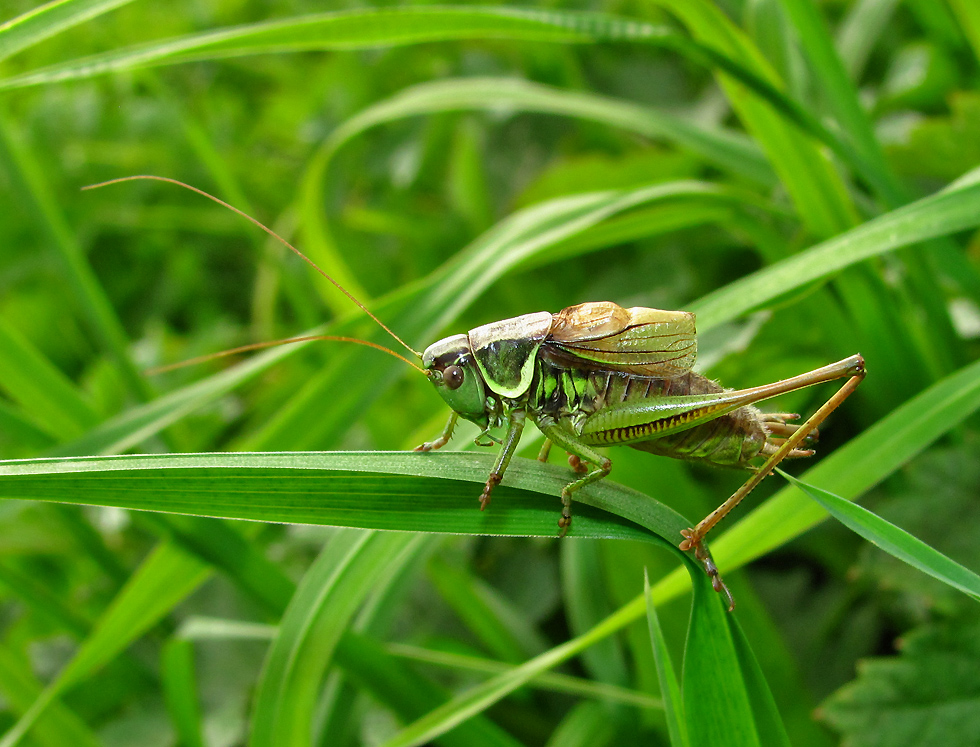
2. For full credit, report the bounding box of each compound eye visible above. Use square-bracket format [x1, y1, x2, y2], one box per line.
[443, 365, 464, 390]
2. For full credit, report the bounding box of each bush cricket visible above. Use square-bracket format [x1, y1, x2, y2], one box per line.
[86, 176, 865, 610]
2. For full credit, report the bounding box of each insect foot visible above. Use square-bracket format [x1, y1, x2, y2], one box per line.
[681, 529, 735, 612]
[479, 474, 502, 511]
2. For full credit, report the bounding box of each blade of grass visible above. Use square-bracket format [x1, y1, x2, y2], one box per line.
[0, 451, 685, 542]
[250, 531, 419, 747]
[0, 0, 136, 63]
[0, 644, 100, 747]
[691, 169, 980, 329]
[299, 77, 772, 294]
[0, 319, 99, 439]
[644, 571, 687, 747]
[161, 638, 205, 747]
[780, 471, 980, 603]
[946, 0, 980, 62]
[682, 575, 762, 747]
[383, 642, 662, 710]
[0, 109, 150, 402]
[0, 541, 210, 747]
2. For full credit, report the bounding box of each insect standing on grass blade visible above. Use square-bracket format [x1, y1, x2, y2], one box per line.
[85, 175, 866, 611]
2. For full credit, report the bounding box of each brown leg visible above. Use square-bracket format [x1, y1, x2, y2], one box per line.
[680, 357, 866, 609]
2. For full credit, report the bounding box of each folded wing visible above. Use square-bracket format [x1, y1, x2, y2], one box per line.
[547, 301, 696, 377]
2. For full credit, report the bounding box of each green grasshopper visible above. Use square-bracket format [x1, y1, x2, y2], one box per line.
[413, 302, 864, 605]
[89, 176, 866, 609]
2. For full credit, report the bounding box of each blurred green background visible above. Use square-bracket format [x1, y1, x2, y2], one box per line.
[1, 0, 980, 745]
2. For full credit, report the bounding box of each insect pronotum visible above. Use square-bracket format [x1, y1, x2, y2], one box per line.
[86, 176, 865, 611]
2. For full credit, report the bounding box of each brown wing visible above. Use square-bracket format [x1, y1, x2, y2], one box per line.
[546, 301, 696, 377]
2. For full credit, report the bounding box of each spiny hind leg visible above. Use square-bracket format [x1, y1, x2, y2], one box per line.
[681, 363, 866, 611]
[537, 423, 611, 537]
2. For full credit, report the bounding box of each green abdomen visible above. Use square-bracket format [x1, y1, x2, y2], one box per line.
[529, 357, 766, 468]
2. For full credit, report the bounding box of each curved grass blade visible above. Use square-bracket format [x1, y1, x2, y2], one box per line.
[383, 643, 662, 709]
[0, 451, 686, 543]
[644, 571, 687, 747]
[0, 8, 683, 90]
[682, 575, 761, 747]
[250, 531, 421, 747]
[0, 7, 852, 179]
[0, 540, 210, 747]
[0, 109, 150, 403]
[780, 471, 980, 603]
[0, 0, 136, 63]
[691, 167, 980, 330]
[298, 77, 771, 292]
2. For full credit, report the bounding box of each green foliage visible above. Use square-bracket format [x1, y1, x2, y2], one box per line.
[1, 0, 979, 745]
[819, 623, 980, 746]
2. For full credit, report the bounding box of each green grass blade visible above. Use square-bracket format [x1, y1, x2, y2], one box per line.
[0, 8, 673, 90]
[0, 109, 149, 402]
[0, 541, 210, 747]
[0, 643, 100, 747]
[310, 75, 771, 192]
[727, 618, 792, 747]
[0, 452, 684, 542]
[691, 168, 980, 329]
[334, 634, 528, 747]
[644, 572, 687, 747]
[0, 319, 99, 439]
[384, 643, 662, 709]
[250, 530, 419, 747]
[649, 0, 856, 237]
[946, 0, 980, 62]
[161, 638, 205, 747]
[781, 471, 980, 603]
[0, 0, 136, 62]
[777, 0, 899, 203]
[683, 576, 761, 747]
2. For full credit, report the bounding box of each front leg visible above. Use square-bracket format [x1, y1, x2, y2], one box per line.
[479, 407, 526, 511]
[413, 412, 459, 452]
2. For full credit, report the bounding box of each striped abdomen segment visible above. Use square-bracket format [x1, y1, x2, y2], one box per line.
[576, 368, 767, 468]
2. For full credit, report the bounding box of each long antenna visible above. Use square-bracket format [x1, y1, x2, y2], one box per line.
[145, 334, 424, 375]
[82, 175, 423, 359]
